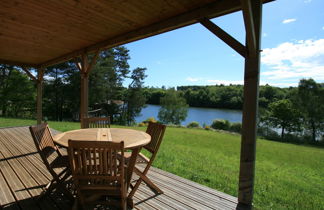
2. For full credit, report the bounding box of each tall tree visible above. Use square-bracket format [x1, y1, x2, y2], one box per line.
[295, 79, 324, 141]
[265, 99, 301, 139]
[44, 63, 72, 121]
[0, 65, 35, 117]
[122, 67, 147, 125]
[158, 89, 188, 125]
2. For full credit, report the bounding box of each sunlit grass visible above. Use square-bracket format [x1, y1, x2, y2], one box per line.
[1, 117, 323, 209]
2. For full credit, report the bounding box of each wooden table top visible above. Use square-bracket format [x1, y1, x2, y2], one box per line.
[53, 128, 151, 149]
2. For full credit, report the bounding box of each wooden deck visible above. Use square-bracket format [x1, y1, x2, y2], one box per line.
[0, 126, 238, 210]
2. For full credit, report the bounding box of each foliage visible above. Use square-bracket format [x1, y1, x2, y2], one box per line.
[158, 89, 188, 125]
[229, 122, 242, 133]
[0, 65, 35, 118]
[143, 117, 157, 123]
[186, 121, 200, 128]
[263, 99, 301, 139]
[42, 47, 147, 124]
[120, 67, 147, 125]
[211, 119, 230, 130]
[294, 78, 324, 141]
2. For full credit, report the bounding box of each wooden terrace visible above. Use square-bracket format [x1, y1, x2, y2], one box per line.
[1, 1, 275, 208]
[0, 126, 238, 210]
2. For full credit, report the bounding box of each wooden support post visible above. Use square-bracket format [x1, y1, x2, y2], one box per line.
[238, 0, 262, 209]
[77, 51, 99, 128]
[36, 68, 44, 125]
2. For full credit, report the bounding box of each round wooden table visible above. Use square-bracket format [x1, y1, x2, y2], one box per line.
[53, 128, 150, 205]
[53, 128, 150, 149]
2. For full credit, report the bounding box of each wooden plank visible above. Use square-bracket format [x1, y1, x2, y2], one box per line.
[136, 185, 189, 210]
[0, 151, 38, 209]
[238, 0, 262, 208]
[0, 127, 71, 209]
[38, 0, 250, 68]
[0, 134, 57, 210]
[147, 166, 238, 203]
[0, 168, 18, 208]
[0, 126, 239, 209]
[144, 173, 233, 210]
[199, 18, 246, 58]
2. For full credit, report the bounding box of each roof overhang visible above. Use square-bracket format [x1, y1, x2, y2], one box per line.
[0, 0, 273, 68]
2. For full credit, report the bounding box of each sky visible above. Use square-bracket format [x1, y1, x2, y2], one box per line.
[124, 0, 324, 88]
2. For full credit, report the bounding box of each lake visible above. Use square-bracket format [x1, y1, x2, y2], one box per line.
[135, 104, 242, 126]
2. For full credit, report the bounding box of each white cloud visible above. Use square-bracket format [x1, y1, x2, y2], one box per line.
[304, 0, 312, 3]
[322, 26, 324, 30]
[207, 79, 243, 85]
[282, 18, 296, 24]
[263, 33, 268, 37]
[261, 39, 324, 81]
[186, 77, 201, 82]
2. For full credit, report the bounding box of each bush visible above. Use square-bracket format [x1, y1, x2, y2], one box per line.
[187, 121, 200, 128]
[211, 119, 230, 130]
[204, 125, 211, 130]
[229, 122, 242, 133]
[138, 122, 146, 127]
[143, 117, 157, 123]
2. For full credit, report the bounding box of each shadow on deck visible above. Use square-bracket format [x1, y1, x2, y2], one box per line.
[0, 126, 238, 210]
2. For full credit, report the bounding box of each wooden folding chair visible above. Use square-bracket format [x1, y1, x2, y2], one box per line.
[128, 122, 166, 199]
[83, 117, 111, 128]
[29, 123, 73, 200]
[68, 140, 127, 210]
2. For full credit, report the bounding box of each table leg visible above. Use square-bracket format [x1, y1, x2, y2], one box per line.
[126, 147, 141, 208]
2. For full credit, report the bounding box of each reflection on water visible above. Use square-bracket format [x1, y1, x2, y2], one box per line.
[135, 104, 242, 126]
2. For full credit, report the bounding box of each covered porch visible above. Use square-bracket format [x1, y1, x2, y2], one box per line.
[0, 0, 275, 209]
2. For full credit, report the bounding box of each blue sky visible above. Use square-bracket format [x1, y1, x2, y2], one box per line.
[125, 0, 324, 88]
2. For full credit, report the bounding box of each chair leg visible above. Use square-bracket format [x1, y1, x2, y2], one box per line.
[139, 173, 163, 194]
[133, 167, 163, 194]
[128, 177, 143, 199]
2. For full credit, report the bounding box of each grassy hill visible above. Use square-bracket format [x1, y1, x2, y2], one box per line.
[1, 117, 323, 209]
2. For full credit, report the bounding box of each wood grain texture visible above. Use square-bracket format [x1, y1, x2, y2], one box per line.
[0, 0, 274, 67]
[239, 0, 263, 208]
[0, 126, 238, 209]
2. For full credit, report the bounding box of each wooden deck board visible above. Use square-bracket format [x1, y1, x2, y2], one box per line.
[0, 126, 238, 210]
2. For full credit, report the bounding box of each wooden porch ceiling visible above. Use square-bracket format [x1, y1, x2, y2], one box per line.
[0, 0, 272, 68]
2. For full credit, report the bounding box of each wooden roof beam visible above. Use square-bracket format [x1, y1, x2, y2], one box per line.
[199, 18, 247, 58]
[21, 67, 37, 81]
[39, 0, 249, 68]
[0, 59, 38, 68]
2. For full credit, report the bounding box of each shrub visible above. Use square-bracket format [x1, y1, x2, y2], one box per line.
[229, 122, 242, 133]
[211, 119, 230, 130]
[143, 117, 157, 123]
[187, 121, 200, 128]
[138, 122, 146, 127]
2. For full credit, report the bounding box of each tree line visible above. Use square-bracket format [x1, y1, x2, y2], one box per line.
[0, 47, 146, 125]
[0, 47, 323, 144]
[144, 84, 288, 110]
[144, 80, 324, 144]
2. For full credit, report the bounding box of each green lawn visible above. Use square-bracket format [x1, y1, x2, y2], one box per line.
[1, 117, 323, 209]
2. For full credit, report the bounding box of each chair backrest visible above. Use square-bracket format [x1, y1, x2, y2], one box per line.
[83, 117, 111, 128]
[29, 123, 61, 176]
[144, 122, 166, 154]
[68, 140, 125, 191]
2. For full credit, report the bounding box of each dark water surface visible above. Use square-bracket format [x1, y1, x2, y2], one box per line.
[135, 104, 242, 126]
